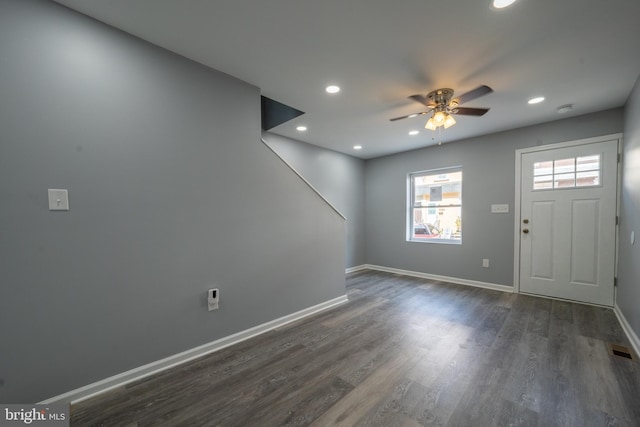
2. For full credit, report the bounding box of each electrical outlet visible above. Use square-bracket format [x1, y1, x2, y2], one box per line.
[482, 259, 490, 268]
[207, 288, 219, 311]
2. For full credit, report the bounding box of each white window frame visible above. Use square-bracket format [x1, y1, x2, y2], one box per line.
[407, 166, 462, 245]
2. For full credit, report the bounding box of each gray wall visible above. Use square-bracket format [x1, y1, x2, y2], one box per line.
[618, 75, 640, 341]
[0, 0, 345, 403]
[365, 109, 623, 286]
[262, 133, 366, 268]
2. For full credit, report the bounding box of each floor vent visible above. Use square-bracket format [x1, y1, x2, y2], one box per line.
[607, 343, 636, 361]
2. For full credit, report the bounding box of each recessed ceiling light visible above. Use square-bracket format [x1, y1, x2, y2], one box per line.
[353, 145, 362, 150]
[409, 130, 419, 136]
[296, 125, 307, 132]
[492, 0, 517, 8]
[528, 96, 545, 104]
[326, 85, 341, 94]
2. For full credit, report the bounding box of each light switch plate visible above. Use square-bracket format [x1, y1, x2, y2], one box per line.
[48, 189, 69, 211]
[491, 204, 509, 213]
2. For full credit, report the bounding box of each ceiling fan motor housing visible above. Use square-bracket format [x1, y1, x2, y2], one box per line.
[427, 88, 454, 107]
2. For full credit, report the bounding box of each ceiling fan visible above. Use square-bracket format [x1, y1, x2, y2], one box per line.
[390, 85, 493, 130]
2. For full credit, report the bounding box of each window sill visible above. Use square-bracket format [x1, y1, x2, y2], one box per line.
[407, 238, 461, 245]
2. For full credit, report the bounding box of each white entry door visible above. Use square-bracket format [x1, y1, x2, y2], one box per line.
[518, 137, 619, 306]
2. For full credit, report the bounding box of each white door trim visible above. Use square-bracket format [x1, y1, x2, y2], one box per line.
[513, 133, 623, 296]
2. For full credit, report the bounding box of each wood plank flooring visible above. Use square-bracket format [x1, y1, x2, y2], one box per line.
[70, 270, 640, 426]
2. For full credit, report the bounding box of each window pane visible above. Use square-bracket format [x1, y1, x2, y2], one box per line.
[577, 155, 600, 172]
[410, 168, 462, 243]
[554, 173, 575, 188]
[533, 154, 601, 191]
[576, 171, 600, 187]
[534, 175, 553, 190]
[533, 161, 553, 176]
[413, 171, 461, 207]
[554, 158, 575, 174]
[413, 175, 429, 206]
[412, 207, 460, 242]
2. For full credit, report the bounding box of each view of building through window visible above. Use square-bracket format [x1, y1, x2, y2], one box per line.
[409, 168, 462, 243]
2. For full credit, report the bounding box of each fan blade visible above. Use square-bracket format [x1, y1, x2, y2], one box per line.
[389, 111, 431, 121]
[453, 85, 493, 105]
[452, 107, 489, 116]
[408, 94, 436, 108]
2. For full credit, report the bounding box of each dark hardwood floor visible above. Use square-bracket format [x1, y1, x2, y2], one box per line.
[71, 270, 640, 426]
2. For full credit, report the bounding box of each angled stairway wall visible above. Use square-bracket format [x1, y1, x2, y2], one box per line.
[262, 133, 366, 269]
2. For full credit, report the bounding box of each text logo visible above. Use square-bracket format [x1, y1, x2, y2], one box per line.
[1, 405, 68, 426]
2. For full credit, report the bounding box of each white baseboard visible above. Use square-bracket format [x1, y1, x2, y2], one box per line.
[362, 264, 514, 293]
[613, 304, 640, 357]
[345, 264, 368, 274]
[40, 295, 349, 405]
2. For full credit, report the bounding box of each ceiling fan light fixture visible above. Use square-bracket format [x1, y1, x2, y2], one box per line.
[444, 114, 456, 129]
[433, 111, 446, 125]
[425, 111, 456, 130]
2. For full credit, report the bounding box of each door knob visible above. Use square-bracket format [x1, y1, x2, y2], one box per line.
[522, 228, 529, 234]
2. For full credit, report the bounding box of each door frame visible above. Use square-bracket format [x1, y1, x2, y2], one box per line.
[513, 133, 623, 303]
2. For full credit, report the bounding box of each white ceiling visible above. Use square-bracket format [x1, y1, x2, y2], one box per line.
[53, 0, 640, 159]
